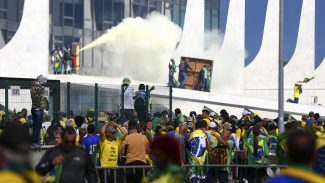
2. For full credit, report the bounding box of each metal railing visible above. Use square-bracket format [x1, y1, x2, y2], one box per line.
[95, 164, 287, 183]
[0, 77, 173, 126]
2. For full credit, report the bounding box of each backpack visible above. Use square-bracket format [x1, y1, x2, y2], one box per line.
[209, 144, 228, 165]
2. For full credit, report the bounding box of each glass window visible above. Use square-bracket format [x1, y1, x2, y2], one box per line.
[52, 0, 63, 26]
[132, 4, 140, 17]
[6, 31, 15, 42]
[64, 36, 73, 48]
[180, 4, 186, 28]
[139, 5, 147, 17]
[74, 1, 83, 28]
[64, 18, 73, 26]
[172, 4, 180, 25]
[54, 35, 63, 41]
[205, 9, 211, 30]
[0, 11, 5, 19]
[95, 0, 103, 30]
[113, 2, 124, 25]
[0, 0, 6, 9]
[74, 37, 80, 42]
[103, 22, 112, 30]
[103, 0, 112, 21]
[1, 29, 6, 43]
[64, 3, 73, 17]
[211, 10, 218, 30]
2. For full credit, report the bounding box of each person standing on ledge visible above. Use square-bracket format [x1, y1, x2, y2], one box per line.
[179, 58, 193, 89]
[30, 75, 49, 149]
[168, 58, 177, 87]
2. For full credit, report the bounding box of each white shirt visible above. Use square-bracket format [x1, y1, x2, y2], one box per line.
[123, 86, 135, 109]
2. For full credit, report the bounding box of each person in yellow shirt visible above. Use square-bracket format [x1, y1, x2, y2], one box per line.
[287, 82, 303, 104]
[99, 121, 127, 182]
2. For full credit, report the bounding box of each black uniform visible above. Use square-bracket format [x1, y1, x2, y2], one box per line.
[36, 144, 97, 183]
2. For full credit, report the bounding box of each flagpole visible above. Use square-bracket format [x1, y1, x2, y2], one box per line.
[278, 0, 285, 133]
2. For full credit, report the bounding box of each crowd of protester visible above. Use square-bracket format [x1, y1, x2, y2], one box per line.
[51, 46, 76, 75]
[168, 58, 212, 92]
[0, 76, 325, 183]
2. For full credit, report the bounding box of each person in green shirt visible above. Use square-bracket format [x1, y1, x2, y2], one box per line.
[152, 112, 164, 131]
[277, 122, 296, 165]
[246, 125, 269, 183]
[168, 59, 177, 87]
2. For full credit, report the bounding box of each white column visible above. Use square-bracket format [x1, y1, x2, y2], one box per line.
[211, 0, 245, 95]
[0, 0, 49, 78]
[284, 0, 315, 103]
[244, 0, 279, 100]
[173, 0, 205, 60]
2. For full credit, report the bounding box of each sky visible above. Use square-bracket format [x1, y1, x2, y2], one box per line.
[218, 0, 325, 68]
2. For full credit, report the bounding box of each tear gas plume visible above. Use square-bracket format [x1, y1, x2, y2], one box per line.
[81, 13, 182, 83]
[204, 30, 245, 94]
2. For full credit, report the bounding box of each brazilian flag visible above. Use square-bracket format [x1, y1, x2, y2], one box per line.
[187, 130, 208, 180]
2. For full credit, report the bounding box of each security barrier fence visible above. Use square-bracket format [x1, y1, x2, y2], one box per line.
[94, 164, 287, 183]
[0, 77, 173, 124]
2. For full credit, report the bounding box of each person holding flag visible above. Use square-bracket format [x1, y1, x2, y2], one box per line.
[187, 120, 209, 183]
[287, 77, 314, 104]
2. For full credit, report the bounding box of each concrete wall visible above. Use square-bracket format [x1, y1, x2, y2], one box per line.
[0, 0, 49, 78]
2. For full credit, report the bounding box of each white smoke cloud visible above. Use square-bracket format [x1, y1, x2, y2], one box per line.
[204, 30, 245, 94]
[81, 13, 182, 83]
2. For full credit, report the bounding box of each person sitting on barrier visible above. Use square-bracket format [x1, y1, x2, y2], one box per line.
[36, 127, 98, 183]
[266, 130, 325, 183]
[246, 125, 269, 183]
[144, 135, 185, 183]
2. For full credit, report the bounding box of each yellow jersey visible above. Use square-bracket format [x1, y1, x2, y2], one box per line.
[0, 170, 41, 183]
[294, 85, 300, 98]
[99, 138, 121, 167]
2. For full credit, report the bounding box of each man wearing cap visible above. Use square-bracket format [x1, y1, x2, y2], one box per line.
[207, 121, 219, 143]
[122, 77, 135, 122]
[99, 121, 127, 166]
[30, 75, 48, 149]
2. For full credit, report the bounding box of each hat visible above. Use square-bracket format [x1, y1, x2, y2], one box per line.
[242, 110, 251, 116]
[105, 125, 116, 133]
[35, 75, 47, 85]
[81, 123, 88, 129]
[222, 122, 232, 130]
[174, 108, 181, 114]
[65, 119, 74, 127]
[122, 77, 131, 85]
[209, 122, 217, 128]
[189, 111, 197, 117]
[98, 112, 108, 122]
[187, 122, 194, 129]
